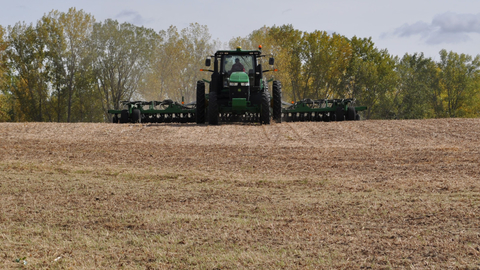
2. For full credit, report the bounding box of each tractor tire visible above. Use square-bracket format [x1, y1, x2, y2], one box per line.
[261, 91, 271, 125]
[112, 115, 118, 124]
[356, 113, 361, 121]
[347, 107, 356, 121]
[272, 81, 282, 123]
[335, 106, 345, 121]
[208, 91, 219, 125]
[132, 109, 141, 123]
[196, 81, 206, 124]
[120, 110, 129, 124]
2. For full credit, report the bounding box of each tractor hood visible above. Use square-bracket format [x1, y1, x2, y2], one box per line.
[229, 72, 249, 84]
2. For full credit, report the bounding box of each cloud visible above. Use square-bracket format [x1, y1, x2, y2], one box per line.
[389, 12, 480, 45]
[115, 10, 150, 25]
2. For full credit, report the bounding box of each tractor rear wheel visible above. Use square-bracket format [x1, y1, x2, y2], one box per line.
[132, 109, 141, 123]
[261, 91, 271, 125]
[208, 91, 219, 125]
[196, 81, 206, 124]
[120, 110, 129, 124]
[272, 81, 282, 123]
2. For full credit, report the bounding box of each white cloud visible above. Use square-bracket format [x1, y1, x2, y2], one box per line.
[115, 10, 150, 26]
[390, 12, 480, 45]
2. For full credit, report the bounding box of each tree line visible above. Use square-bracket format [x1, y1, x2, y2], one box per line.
[1, 8, 479, 122]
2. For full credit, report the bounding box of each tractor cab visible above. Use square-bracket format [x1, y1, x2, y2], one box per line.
[204, 47, 273, 104]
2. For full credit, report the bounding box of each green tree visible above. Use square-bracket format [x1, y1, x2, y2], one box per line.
[347, 37, 398, 119]
[301, 31, 352, 99]
[90, 19, 158, 120]
[394, 53, 439, 119]
[268, 25, 304, 101]
[0, 25, 9, 121]
[42, 8, 96, 122]
[438, 49, 480, 117]
[6, 22, 49, 121]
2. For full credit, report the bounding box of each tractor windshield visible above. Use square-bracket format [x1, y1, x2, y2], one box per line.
[223, 55, 254, 75]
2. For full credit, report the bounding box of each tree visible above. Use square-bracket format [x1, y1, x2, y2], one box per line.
[42, 8, 96, 122]
[6, 22, 49, 121]
[394, 53, 439, 119]
[301, 31, 352, 99]
[268, 25, 304, 101]
[438, 49, 480, 117]
[0, 25, 9, 121]
[347, 37, 398, 119]
[139, 23, 215, 103]
[90, 19, 158, 120]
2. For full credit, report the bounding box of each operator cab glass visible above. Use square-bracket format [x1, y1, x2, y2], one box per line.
[222, 55, 255, 75]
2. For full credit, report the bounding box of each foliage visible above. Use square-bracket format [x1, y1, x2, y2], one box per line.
[5, 21, 49, 121]
[438, 50, 480, 118]
[42, 8, 100, 122]
[139, 23, 216, 102]
[89, 19, 157, 120]
[1, 11, 480, 122]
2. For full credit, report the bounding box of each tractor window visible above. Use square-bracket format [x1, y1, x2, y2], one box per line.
[223, 55, 254, 74]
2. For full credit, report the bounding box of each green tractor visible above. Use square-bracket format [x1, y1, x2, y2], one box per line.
[196, 46, 282, 125]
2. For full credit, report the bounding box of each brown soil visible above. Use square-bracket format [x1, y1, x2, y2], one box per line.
[1, 119, 479, 269]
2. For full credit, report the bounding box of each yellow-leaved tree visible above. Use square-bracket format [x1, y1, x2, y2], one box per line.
[0, 25, 9, 121]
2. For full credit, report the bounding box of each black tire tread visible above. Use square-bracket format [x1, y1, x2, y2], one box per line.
[272, 81, 282, 123]
[196, 81, 206, 124]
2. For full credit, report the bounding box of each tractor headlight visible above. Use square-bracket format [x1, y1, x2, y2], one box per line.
[230, 82, 249, 87]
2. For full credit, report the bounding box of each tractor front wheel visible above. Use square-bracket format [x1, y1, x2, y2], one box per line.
[261, 91, 271, 125]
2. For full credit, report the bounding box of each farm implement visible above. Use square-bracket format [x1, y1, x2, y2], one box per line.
[109, 99, 196, 123]
[281, 98, 367, 122]
[109, 46, 366, 124]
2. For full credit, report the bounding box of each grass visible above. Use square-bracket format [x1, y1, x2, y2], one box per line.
[1, 161, 479, 269]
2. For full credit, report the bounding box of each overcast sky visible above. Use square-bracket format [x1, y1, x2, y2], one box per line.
[1, 0, 479, 60]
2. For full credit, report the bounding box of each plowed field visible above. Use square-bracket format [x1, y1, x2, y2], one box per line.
[1, 119, 479, 269]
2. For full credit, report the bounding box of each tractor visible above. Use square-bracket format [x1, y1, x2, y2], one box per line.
[196, 46, 282, 125]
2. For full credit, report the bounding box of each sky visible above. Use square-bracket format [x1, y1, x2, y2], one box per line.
[1, 0, 480, 60]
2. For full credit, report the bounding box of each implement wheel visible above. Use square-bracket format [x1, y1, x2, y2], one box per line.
[196, 81, 206, 124]
[261, 91, 271, 125]
[335, 106, 345, 121]
[112, 115, 118, 124]
[272, 81, 282, 123]
[120, 110, 129, 124]
[347, 107, 356, 121]
[208, 91, 219, 125]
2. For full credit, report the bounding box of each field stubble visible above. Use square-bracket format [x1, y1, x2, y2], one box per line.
[0, 119, 479, 269]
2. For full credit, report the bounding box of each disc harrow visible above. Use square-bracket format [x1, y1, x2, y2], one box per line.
[281, 98, 366, 122]
[109, 99, 196, 124]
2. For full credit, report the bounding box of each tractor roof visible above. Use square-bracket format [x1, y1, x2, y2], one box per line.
[215, 47, 262, 56]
